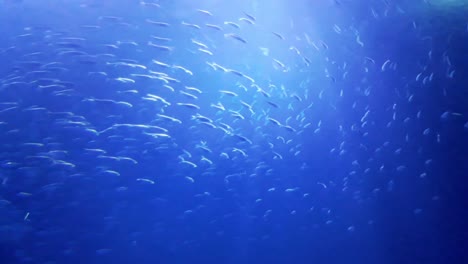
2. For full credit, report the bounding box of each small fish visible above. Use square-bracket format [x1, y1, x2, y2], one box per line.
[240, 101, 253, 109]
[191, 39, 209, 49]
[234, 134, 252, 144]
[267, 101, 279, 108]
[151, 36, 172, 42]
[181, 21, 201, 29]
[272, 32, 284, 40]
[140, 2, 160, 8]
[179, 90, 198, 100]
[177, 103, 200, 110]
[282, 125, 296, 132]
[145, 20, 170, 27]
[114, 77, 135, 84]
[224, 33, 247, 44]
[356, 35, 364, 47]
[224, 21, 240, 29]
[365, 57, 375, 64]
[220, 90, 238, 97]
[268, 117, 282, 126]
[196, 9, 213, 16]
[227, 69, 244, 77]
[381, 59, 391, 71]
[198, 48, 213, 55]
[333, 24, 342, 34]
[201, 156, 213, 165]
[137, 178, 155, 184]
[157, 114, 182, 124]
[192, 114, 213, 123]
[243, 12, 256, 21]
[239, 17, 255, 25]
[205, 24, 222, 31]
[273, 59, 286, 70]
[172, 65, 193, 75]
[211, 102, 225, 111]
[230, 111, 245, 120]
[185, 86, 203, 94]
[320, 40, 329, 50]
[147, 42, 173, 51]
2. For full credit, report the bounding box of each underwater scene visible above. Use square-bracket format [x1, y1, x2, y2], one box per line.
[0, 0, 467, 263]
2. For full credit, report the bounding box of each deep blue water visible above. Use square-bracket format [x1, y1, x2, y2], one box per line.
[0, 0, 467, 263]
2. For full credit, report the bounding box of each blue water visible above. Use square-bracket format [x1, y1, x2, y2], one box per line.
[0, 0, 467, 263]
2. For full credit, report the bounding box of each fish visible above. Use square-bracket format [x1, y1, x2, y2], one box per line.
[219, 90, 238, 97]
[176, 103, 200, 110]
[272, 32, 284, 40]
[381, 59, 391, 71]
[181, 21, 201, 29]
[156, 114, 182, 124]
[243, 12, 256, 21]
[191, 39, 209, 49]
[266, 101, 279, 108]
[224, 21, 240, 29]
[196, 9, 213, 16]
[224, 33, 247, 44]
[233, 134, 252, 144]
[267, 117, 282, 126]
[239, 17, 255, 25]
[145, 20, 170, 27]
[147, 42, 174, 51]
[151, 36, 172, 42]
[205, 24, 222, 31]
[179, 90, 198, 100]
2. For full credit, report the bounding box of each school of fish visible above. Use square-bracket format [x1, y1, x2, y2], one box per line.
[0, 0, 467, 262]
